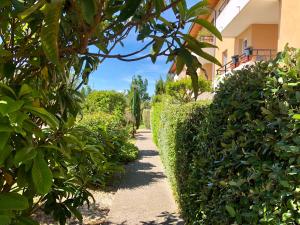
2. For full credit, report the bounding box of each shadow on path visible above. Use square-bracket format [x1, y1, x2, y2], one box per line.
[106, 130, 184, 224]
[140, 211, 185, 225]
[105, 211, 184, 225]
[117, 149, 166, 190]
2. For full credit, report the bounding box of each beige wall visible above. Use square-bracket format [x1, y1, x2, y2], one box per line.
[234, 25, 253, 55]
[252, 24, 278, 51]
[234, 24, 278, 55]
[214, 37, 235, 74]
[278, 0, 300, 50]
[201, 63, 213, 81]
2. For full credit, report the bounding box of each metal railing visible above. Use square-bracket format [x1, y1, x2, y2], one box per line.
[216, 48, 277, 75]
[198, 35, 214, 43]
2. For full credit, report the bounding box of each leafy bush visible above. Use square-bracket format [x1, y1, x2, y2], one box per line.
[78, 111, 138, 164]
[152, 100, 210, 201]
[166, 77, 211, 103]
[151, 102, 164, 146]
[84, 91, 127, 115]
[152, 47, 300, 224]
[0, 83, 97, 224]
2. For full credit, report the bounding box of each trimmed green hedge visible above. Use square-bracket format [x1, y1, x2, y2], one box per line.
[151, 100, 210, 200]
[142, 109, 151, 129]
[151, 47, 300, 224]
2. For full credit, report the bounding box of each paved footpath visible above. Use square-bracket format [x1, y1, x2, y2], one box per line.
[106, 130, 184, 225]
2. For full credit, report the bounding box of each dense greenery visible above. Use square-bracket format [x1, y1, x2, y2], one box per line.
[166, 77, 211, 102]
[151, 47, 300, 224]
[0, 0, 221, 223]
[154, 77, 166, 95]
[130, 75, 150, 102]
[151, 99, 210, 200]
[142, 109, 151, 129]
[84, 90, 127, 114]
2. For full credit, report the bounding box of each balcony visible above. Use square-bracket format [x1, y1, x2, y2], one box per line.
[198, 35, 214, 43]
[214, 48, 276, 88]
[216, 0, 280, 37]
[216, 48, 276, 75]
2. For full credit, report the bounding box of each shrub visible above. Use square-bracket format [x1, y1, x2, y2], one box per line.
[84, 91, 127, 114]
[159, 101, 210, 199]
[142, 109, 151, 129]
[152, 47, 300, 224]
[166, 77, 211, 103]
[151, 102, 164, 145]
[77, 111, 138, 185]
[189, 48, 300, 225]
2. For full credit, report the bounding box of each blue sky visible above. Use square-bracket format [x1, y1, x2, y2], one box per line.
[88, 0, 198, 96]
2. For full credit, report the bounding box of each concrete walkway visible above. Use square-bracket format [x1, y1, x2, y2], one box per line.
[106, 130, 184, 225]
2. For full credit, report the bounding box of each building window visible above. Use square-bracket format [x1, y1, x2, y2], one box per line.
[222, 50, 228, 65]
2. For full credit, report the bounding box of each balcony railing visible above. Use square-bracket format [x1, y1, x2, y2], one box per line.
[216, 48, 277, 75]
[198, 35, 214, 43]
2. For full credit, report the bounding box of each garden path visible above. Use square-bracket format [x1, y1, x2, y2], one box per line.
[105, 129, 184, 225]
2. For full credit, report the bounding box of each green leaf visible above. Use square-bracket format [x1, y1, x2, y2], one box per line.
[192, 48, 221, 66]
[15, 217, 39, 225]
[150, 39, 164, 64]
[118, 0, 142, 21]
[23, 105, 59, 128]
[193, 18, 222, 41]
[41, 0, 63, 67]
[14, 147, 37, 165]
[0, 145, 12, 166]
[18, 0, 45, 19]
[0, 84, 16, 98]
[18, 84, 32, 98]
[0, 215, 11, 225]
[0, 48, 12, 58]
[176, 55, 185, 74]
[0, 132, 10, 151]
[32, 152, 53, 194]
[154, 0, 166, 13]
[225, 205, 236, 217]
[66, 204, 83, 222]
[0, 193, 29, 210]
[187, 0, 209, 18]
[79, 0, 97, 25]
[292, 114, 300, 120]
[0, 0, 10, 8]
[0, 97, 24, 115]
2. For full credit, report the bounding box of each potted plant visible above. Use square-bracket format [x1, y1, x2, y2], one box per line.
[231, 55, 239, 65]
[244, 47, 253, 56]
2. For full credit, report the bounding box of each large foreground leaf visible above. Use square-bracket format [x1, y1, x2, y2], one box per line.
[32, 152, 53, 194]
[41, 0, 63, 67]
[0, 193, 28, 210]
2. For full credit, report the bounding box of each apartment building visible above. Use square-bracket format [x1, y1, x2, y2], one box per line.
[169, 0, 300, 88]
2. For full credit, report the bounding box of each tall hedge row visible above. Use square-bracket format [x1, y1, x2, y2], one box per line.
[151, 47, 300, 224]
